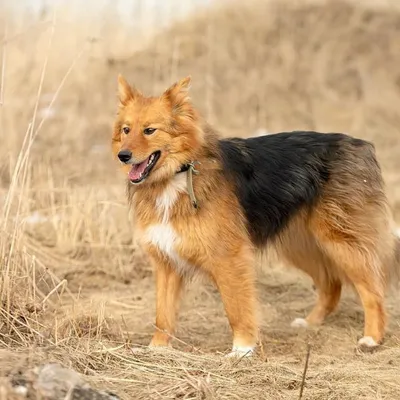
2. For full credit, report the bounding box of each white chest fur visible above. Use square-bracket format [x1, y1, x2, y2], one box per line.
[142, 173, 196, 276]
[156, 172, 187, 223]
[144, 224, 195, 276]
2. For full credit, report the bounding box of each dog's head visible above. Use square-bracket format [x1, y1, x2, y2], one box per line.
[112, 75, 204, 185]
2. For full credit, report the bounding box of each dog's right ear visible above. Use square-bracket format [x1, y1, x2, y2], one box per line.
[117, 74, 142, 105]
[162, 76, 194, 119]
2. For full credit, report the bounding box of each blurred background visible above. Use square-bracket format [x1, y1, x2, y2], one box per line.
[1, 0, 400, 398]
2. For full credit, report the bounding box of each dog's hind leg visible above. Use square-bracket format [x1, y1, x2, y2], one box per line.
[278, 215, 343, 328]
[310, 210, 388, 348]
[317, 240, 386, 348]
[291, 278, 342, 328]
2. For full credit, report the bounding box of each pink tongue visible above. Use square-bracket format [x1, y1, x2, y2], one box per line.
[128, 158, 148, 181]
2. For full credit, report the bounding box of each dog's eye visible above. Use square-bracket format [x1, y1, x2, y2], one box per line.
[122, 126, 130, 135]
[144, 127, 156, 135]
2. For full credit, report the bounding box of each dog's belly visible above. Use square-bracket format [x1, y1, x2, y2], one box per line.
[143, 223, 196, 276]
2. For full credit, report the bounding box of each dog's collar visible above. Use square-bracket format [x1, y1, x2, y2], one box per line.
[176, 163, 192, 174]
[176, 161, 200, 209]
[175, 160, 219, 209]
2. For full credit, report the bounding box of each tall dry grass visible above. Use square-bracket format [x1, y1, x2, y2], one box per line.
[0, 1, 143, 350]
[0, 0, 400, 399]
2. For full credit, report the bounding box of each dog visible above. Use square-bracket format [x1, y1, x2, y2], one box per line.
[112, 75, 399, 357]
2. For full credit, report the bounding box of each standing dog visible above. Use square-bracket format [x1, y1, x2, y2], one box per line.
[112, 75, 399, 356]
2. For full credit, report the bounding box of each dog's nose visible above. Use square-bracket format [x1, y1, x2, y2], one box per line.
[118, 149, 132, 163]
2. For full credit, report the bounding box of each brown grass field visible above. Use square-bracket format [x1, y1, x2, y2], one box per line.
[1, 0, 400, 398]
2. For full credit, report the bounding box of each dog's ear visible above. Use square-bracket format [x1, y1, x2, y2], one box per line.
[162, 76, 193, 117]
[117, 74, 141, 105]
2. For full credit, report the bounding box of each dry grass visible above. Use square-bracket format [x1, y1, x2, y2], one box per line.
[0, 0, 400, 398]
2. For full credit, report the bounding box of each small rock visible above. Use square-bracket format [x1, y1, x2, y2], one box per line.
[24, 363, 121, 400]
[34, 363, 87, 398]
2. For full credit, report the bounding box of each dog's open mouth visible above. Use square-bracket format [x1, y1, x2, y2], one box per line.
[128, 151, 161, 184]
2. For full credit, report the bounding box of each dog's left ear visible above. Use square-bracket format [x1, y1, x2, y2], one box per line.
[162, 76, 193, 116]
[117, 74, 142, 105]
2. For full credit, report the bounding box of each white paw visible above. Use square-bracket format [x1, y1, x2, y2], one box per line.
[226, 346, 255, 358]
[358, 336, 378, 348]
[291, 318, 309, 328]
[12, 386, 28, 397]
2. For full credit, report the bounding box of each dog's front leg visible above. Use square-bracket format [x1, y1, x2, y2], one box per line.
[147, 249, 184, 348]
[210, 251, 259, 357]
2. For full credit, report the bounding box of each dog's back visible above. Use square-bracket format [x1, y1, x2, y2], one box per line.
[218, 131, 369, 245]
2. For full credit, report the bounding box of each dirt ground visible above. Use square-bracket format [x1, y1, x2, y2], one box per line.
[1, 0, 400, 399]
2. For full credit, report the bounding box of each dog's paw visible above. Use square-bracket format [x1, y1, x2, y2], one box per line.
[290, 318, 309, 328]
[357, 336, 379, 352]
[225, 346, 255, 358]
